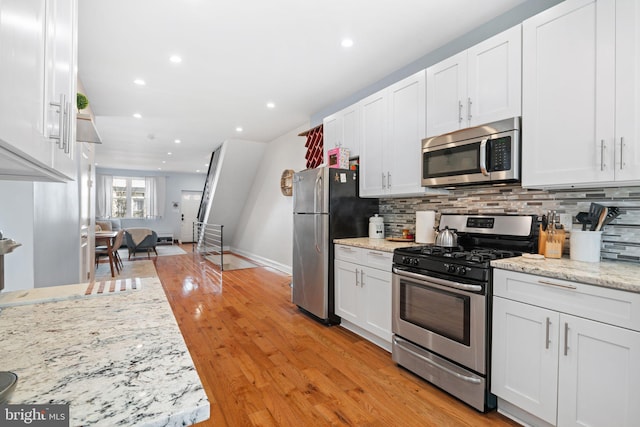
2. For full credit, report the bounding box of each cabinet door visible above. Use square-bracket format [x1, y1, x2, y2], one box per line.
[492, 297, 559, 425]
[360, 266, 392, 342]
[323, 113, 340, 160]
[387, 71, 425, 196]
[0, 0, 48, 161]
[522, 0, 615, 188]
[341, 104, 360, 158]
[467, 25, 521, 128]
[558, 314, 640, 427]
[426, 51, 466, 137]
[359, 91, 387, 197]
[46, 0, 77, 179]
[615, 0, 640, 182]
[334, 260, 360, 325]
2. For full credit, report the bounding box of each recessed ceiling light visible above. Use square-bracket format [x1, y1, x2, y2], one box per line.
[133, 113, 142, 119]
[169, 55, 182, 63]
[236, 127, 243, 132]
[162, 161, 166, 164]
[266, 102, 275, 109]
[158, 167, 162, 170]
[167, 152, 172, 155]
[341, 38, 354, 48]
[133, 79, 146, 86]
[205, 163, 209, 167]
[196, 169, 201, 173]
[174, 139, 181, 144]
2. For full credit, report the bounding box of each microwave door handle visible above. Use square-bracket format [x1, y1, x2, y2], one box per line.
[479, 139, 489, 176]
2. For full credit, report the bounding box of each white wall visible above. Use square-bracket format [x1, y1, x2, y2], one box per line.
[0, 182, 35, 291]
[231, 123, 309, 273]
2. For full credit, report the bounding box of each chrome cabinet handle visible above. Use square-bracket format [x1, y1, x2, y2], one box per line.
[467, 97, 472, 121]
[458, 101, 463, 124]
[620, 137, 625, 170]
[537, 280, 577, 290]
[387, 172, 391, 188]
[63, 99, 71, 153]
[381, 173, 386, 189]
[545, 317, 551, 349]
[564, 322, 569, 356]
[479, 139, 489, 176]
[49, 93, 66, 147]
[360, 270, 364, 286]
[600, 139, 606, 171]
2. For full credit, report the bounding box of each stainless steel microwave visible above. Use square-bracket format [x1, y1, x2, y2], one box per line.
[421, 117, 520, 187]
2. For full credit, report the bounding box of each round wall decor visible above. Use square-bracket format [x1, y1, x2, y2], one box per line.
[280, 169, 294, 196]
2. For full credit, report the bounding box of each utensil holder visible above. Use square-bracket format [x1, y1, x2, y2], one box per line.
[570, 230, 602, 262]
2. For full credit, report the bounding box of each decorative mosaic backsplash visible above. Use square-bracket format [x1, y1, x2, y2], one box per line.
[379, 184, 640, 263]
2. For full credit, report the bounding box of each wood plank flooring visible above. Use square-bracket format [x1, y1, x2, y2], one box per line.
[154, 250, 519, 427]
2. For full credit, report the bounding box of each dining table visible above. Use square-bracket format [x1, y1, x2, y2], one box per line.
[95, 230, 118, 277]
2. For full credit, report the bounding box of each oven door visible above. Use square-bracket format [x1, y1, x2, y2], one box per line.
[392, 266, 486, 374]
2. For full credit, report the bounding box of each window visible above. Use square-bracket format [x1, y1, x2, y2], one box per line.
[96, 174, 165, 219]
[111, 177, 147, 218]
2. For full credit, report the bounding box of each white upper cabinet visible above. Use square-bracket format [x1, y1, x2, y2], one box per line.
[0, 0, 77, 181]
[323, 102, 360, 161]
[46, 0, 77, 179]
[0, 0, 49, 162]
[426, 25, 522, 138]
[360, 70, 433, 197]
[522, 0, 640, 188]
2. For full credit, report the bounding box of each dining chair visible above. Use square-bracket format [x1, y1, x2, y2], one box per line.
[96, 229, 125, 273]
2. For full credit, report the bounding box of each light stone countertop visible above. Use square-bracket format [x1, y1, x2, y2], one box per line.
[491, 256, 640, 294]
[334, 237, 422, 253]
[0, 277, 210, 426]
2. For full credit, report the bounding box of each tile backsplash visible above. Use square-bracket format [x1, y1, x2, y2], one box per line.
[379, 184, 640, 263]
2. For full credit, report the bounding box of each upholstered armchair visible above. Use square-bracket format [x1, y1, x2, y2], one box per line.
[124, 228, 158, 259]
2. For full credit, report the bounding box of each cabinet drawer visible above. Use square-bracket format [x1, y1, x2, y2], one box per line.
[334, 244, 363, 264]
[494, 269, 640, 332]
[363, 249, 392, 271]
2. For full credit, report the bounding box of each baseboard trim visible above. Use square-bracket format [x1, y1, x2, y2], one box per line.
[229, 247, 291, 275]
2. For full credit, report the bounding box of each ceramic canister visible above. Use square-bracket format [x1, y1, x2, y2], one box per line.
[369, 214, 385, 239]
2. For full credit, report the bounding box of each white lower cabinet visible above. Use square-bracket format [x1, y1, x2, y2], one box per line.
[334, 244, 392, 351]
[492, 269, 640, 427]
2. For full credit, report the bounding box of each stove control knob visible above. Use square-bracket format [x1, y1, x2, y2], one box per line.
[447, 264, 457, 273]
[412, 258, 419, 266]
[457, 266, 467, 275]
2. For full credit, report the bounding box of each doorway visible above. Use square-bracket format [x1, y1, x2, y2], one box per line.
[180, 191, 202, 243]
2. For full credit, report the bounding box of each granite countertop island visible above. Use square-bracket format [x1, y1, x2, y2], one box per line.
[0, 277, 210, 426]
[334, 237, 421, 252]
[491, 256, 640, 294]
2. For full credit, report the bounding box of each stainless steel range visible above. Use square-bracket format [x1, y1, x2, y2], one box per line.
[391, 214, 538, 412]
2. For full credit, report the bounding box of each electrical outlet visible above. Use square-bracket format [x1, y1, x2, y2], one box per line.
[559, 213, 573, 230]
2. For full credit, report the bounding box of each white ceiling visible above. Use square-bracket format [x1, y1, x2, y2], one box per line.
[78, 0, 526, 174]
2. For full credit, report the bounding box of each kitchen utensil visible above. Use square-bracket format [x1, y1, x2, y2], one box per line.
[595, 207, 608, 231]
[435, 226, 458, 247]
[602, 206, 620, 227]
[0, 371, 17, 404]
[576, 212, 591, 231]
[588, 203, 606, 231]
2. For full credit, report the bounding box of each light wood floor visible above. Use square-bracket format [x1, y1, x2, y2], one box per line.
[153, 249, 519, 427]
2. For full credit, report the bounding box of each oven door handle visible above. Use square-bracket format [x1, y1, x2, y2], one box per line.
[394, 337, 482, 384]
[392, 267, 483, 293]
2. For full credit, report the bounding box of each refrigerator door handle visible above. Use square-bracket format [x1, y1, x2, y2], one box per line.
[315, 215, 321, 253]
[314, 172, 323, 213]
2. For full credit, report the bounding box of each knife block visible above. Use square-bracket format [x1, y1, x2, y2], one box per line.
[539, 225, 565, 258]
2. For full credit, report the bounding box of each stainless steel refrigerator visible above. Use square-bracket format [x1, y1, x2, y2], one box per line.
[292, 167, 378, 324]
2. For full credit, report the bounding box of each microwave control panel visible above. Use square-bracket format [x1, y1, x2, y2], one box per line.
[488, 136, 511, 171]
